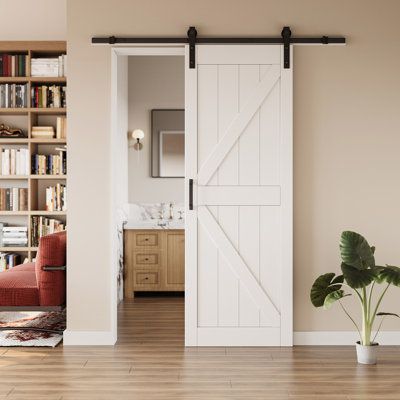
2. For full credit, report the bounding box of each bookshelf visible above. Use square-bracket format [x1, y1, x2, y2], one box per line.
[0, 41, 67, 262]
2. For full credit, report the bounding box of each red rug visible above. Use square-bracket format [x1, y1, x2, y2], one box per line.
[0, 311, 65, 347]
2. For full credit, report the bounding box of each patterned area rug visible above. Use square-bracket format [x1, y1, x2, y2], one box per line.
[0, 311, 65, 347]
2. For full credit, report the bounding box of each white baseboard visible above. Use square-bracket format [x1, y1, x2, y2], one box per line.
[63, 330, 117, 346]
[294, 331, 400, 345]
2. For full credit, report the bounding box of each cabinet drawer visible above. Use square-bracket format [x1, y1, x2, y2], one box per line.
[135, 253, 159, 266]
[135, 271, 159, 285]
[135, 233, 159, 247]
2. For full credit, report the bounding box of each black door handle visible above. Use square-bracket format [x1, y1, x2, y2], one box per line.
[189, 179, 193, 210]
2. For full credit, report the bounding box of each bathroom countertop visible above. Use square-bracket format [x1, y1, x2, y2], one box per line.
[123, 220, 185, 230]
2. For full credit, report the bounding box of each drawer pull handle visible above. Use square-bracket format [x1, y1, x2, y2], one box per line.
[145, 238, 149, 241]
[145, 277, 148, 280]
[145, 258, 149, 261]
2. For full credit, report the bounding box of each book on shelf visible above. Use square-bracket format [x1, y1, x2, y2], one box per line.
[0, 252, 22, 271]
[31, 84, 66, 108]
[0, 54, 28, 77]
[46, 183, 66, 212]
[30, 55, 67, 78]
[56, 116, 67, 139]
[0, 148, 30, 175]
[0, 84, 27, 108]
[31, 216, 65, 247]
[1, 225, 28, 247]
[31, 126, 55, 139]
[31, 150, 67, 175]
[0, 188, 28, 211]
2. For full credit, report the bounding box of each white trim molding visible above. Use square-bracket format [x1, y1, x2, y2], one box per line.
[63, 330, 117, 346]
[294, 331, 400, 346]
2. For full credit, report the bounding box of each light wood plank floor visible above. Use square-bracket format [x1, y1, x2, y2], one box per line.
[0, 296, 399, 399]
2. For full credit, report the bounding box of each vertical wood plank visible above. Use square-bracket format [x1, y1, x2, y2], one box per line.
[260, 65, 280, 186]
[259, 206, 281, 327]
[197, 64, 218, 327]
[279, 46, 293, 345]
[216, 65, 239, 326]
[237, 65, 262, 327]
[238, 65, 260, 186]
[218, 206, 239, 327]
[217, 65, 239, 184]
[185, 44, 198, 344]
[239, 206, 260, 326]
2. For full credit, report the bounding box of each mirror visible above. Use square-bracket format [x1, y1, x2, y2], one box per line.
[151, 109, 184, 178]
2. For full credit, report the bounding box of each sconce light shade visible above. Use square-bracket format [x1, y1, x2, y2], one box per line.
[132, 129, 145, 140]
[131, 129, 144, 150]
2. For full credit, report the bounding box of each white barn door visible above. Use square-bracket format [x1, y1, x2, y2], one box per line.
[185, 45, 293, 346]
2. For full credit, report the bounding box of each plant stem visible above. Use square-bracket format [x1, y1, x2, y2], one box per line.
[341, 283, 363, 304]
[338, 299, 362, 343]
[370, 283, 391, 329]
[361, 287, 371, 346]
[367, 281, 375, 323]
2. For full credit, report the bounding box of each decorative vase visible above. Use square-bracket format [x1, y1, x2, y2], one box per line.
[356, 341, 379, 364]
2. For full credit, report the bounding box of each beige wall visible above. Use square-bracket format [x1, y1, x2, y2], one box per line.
[128, 56, 184, 203]
[67, 0, 400, 336]
[0, 0, 66, 40]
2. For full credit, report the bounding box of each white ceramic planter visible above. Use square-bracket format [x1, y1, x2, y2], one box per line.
[356, 341, 379, 364]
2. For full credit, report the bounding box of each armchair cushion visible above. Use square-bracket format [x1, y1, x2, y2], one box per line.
[0, 263, 38, 306]
[35, 231, 66, 306]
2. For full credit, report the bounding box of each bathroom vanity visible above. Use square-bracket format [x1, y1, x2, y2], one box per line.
[123, 228, 185, 298]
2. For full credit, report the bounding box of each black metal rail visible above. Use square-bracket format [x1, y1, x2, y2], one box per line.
[92, 26, 346, 69]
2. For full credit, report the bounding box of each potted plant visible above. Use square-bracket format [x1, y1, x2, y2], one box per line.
[310, 231, 400, 364]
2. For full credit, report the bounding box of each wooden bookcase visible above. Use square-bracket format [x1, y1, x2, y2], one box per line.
[0, 41, 67, 261]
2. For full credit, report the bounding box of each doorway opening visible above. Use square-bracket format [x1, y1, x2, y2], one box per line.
[111, 48, 186, 345]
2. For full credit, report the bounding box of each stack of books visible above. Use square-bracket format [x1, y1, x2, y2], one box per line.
[1, 226, 28, 247]
[0, 148, 30, 175]
[31, 85, 66, 108]
[31, 150, 66, 175]
[0, 188, 28, 211]
[31, 216, 65, 247]
[0, 54, 28, 77]
[0, 84, 28, 108]
[56, 116, 67, 139]
[0, 252, 22, 271]
[31, 126, 55, 139]
[46, 183, 66, 212]
[31, 56, 67, 77]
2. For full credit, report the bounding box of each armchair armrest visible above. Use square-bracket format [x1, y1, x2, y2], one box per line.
[42, 266, 66, 271]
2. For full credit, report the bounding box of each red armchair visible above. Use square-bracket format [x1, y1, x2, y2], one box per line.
[0, 231, 66, 310]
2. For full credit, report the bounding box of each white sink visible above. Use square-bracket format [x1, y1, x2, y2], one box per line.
[124, 219, 185, 230]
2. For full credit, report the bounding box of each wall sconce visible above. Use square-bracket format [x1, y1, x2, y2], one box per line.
[131, 129, 144, 150]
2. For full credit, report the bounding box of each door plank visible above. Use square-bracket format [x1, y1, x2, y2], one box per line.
[198, 206, 280, 326]
[239, 65, 262, 185]
[218, 206, 239, 327]
[198, 65, 280, 186]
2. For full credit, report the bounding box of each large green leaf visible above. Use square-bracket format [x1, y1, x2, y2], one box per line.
[339, 231, 375, 269]
[323, 289, 351, 309]
[378, 265, 400, 286]
[310, 273, 344, 307]
[341, 262, 376, 289]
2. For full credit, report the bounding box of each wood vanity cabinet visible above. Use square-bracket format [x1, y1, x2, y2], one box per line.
[124, 229, 185, 298]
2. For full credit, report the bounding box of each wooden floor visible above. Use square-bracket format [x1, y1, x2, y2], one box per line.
[0, 296, 399, 399]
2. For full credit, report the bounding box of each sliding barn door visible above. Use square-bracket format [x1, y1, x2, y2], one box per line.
[185, 45, 292, 346]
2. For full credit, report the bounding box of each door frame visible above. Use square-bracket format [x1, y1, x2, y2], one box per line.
[110, 45, 186, 342]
